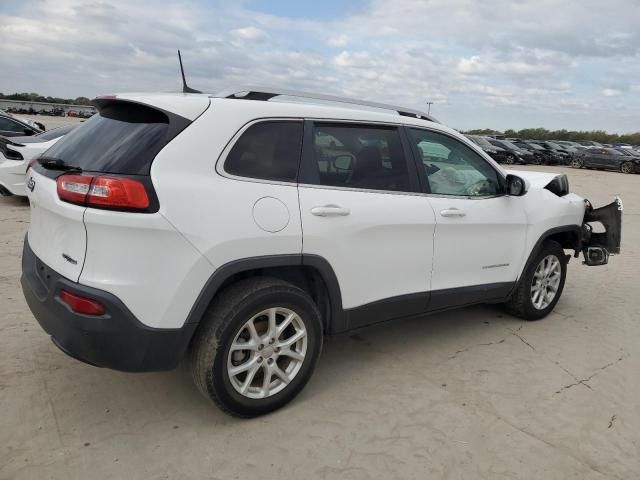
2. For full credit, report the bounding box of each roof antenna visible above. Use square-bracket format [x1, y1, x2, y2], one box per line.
[178, 50, 202, 94]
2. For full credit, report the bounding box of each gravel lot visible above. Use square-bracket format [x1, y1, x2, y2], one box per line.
[1, 164, 638, 479]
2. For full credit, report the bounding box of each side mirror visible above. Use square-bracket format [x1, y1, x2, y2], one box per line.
[506, 174, 527, 196]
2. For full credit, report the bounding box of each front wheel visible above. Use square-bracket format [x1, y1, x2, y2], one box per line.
[570, 157, 583, 168]
[505, 154, 516, 165]
[621, 161, 634, 174]
[189, 277, 323, 417]
[505, 240, 567, 321]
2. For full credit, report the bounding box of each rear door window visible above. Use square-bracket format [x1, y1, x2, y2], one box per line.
[41, 103, 173, 175]
[224, 121, 303, 182]
[303, 123, 414, 192]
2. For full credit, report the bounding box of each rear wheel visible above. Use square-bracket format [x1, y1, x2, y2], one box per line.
[189, 277, 323, 417]
[621, 161, 634, 174]
[505, 154, 516, 165]
[505, 240, 567, 321]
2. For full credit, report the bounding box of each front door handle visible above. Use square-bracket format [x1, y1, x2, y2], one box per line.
[311, 205, 351, 217]
[440, 208, 466, 218]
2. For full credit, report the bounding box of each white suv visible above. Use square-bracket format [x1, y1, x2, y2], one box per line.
[21, 88, 622, 417]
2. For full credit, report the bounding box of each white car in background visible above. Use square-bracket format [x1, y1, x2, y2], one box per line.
[0, 125, 77, 196]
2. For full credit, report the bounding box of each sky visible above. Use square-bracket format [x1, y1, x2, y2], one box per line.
[1, 0, 639, 133]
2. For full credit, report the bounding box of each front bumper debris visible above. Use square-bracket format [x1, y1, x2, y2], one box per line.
[581, 197, 622, 265]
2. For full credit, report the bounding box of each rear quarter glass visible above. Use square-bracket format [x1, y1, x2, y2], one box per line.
[40, 101, 189, 175]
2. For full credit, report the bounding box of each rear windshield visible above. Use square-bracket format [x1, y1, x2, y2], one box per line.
[41, 103, 170, 175]
[36, 124, 77, 141]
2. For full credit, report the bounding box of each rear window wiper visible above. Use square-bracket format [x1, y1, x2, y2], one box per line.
[37, 157, 83, 173]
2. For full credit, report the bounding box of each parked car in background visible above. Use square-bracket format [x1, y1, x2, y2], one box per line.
[577, 140, 603, 148]
[486, 138, 533, 164]
[614, 147, 640, 160]
[572, 147, 639, 174]
[0, 113, 43, 138]
[510, 140, 546, 164]
[465, 135, 510, 163]
[0, 125, 77, 196]
[554, 141, 586, 151]
[526, 141, 569, 165]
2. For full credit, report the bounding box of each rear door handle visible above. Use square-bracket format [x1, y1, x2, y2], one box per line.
[311, 205, 351, 217]
[440, 208, 466, 218]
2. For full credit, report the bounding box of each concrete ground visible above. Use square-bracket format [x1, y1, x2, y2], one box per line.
[1, 165, 638, 480]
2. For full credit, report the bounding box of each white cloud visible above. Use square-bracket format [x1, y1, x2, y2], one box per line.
[328, 34, 349, 47]
[1, 0, 639, 132]
[603, 88, 622, 97]
[230, 26, 267, 41]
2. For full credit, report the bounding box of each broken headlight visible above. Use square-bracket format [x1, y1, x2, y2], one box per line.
[544, 174, 569, 197]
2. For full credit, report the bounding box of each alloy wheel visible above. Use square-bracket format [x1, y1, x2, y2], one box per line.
[530, 255, 562, 310]
[227, 307, 308, 399]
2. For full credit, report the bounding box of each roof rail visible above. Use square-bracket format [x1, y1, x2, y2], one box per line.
[210, 86, 438, 122]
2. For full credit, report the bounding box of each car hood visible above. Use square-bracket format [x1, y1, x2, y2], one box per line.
[505, 169, 563, 189]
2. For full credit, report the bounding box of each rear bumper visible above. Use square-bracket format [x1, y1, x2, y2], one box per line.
[0, 159, 27, 196]
[21, 238, 197, 372]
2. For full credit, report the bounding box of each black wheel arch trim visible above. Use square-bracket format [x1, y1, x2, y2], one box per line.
[521, 225, 582, 274]
[184, 254, 346, 334]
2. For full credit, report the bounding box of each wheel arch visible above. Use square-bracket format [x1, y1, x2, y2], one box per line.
[185, 254, 345, 334]
[521, 226, 581, 278]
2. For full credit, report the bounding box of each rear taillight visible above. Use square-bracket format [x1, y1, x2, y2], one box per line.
[57, 174, 150, 211]
[59, 290, 106, 316]
[57, 174, 91, 204]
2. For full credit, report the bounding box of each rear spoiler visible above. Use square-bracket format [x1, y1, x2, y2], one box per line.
[0, 136, 25, 160]
[0, 136, 25, 148]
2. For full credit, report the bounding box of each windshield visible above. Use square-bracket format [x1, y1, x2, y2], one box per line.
[472, 136, 494, 148]
[525, 143, 544, 150]
[499, 140, 520, 150]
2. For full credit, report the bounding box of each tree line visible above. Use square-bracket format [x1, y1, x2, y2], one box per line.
[0, 92, 92, 106]
[2, 92, 637, 143]
[463, 127, 640, 145]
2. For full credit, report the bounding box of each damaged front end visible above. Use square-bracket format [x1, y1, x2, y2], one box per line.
[581, 197, 623, 266]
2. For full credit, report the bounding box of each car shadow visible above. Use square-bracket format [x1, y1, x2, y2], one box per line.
[0, 195, 29, 207]
[46, 303, 522, 426]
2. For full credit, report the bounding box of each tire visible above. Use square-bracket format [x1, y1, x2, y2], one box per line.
[532, 155, 542, 165]
[189, 277, 323, 417]
[570, 157, 583, 168]
[505, 240, 567, 321]
[505, 154, 515, 165]
[620, 161, 634, 174]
